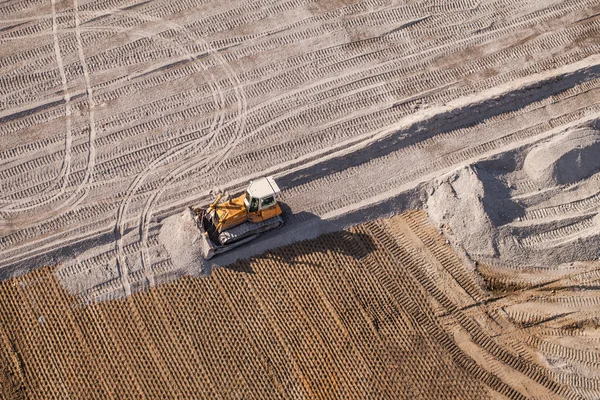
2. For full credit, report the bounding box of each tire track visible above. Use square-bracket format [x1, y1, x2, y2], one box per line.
[0, 16, 229, 218]
[111, 9, 236, 295]
[1, 0, 596, 198]
[0, 0, 97, 216]
[4, 0, 71, 204]
[364, 216, 570, 399]
[517, 214, 599, 249]
[1, 0, 598, 293]
[2, 48, 596, 272]
[71, 47, 600, 276]
[136, 14, 600, 266]
[0, 0, 73, 210]
[350, 221, 527, 399]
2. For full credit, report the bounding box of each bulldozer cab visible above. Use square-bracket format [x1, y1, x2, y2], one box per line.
[191, 176, 284, 258]
[244, 176, 281, 213]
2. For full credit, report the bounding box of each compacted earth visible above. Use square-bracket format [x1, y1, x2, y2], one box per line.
[1, 0, 600, 398]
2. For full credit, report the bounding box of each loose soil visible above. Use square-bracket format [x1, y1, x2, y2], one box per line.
[2, 211, 593, 400]
[2, 0, 600, 398]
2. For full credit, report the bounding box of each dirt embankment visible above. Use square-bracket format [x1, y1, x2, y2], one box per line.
[427, 122, 600, 268]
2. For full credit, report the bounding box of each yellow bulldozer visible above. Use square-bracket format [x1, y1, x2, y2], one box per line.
[190, 176, 284, 259]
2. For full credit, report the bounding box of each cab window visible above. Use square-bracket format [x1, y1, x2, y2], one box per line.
[260, 196, 275, 209]
[249, 197, 259, 212]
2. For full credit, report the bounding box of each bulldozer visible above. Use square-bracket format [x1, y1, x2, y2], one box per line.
[190, 176, 284, 259]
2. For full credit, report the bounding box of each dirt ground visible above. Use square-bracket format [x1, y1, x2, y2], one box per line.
[2, 0, 600, 398]
[0, 210, 587, 400]
[2, 0, 600, 293]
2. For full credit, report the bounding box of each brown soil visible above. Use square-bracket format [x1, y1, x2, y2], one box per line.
[0, 210, 571, 399]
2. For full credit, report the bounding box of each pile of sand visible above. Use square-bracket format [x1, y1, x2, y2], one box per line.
[426, 125, 600, 268]
[426, 165, 499, 258]
[523, 127, 600, 187]
[158, 209, 211, 276]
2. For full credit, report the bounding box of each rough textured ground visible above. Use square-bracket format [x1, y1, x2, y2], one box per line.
[2, 0, 600, 398]
[1, 0, 600, 299]
[2, 210, 595, 400]
[426, 122, 600, 268]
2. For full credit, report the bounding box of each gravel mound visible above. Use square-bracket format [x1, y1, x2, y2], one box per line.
[426, 135, 600, 268]
[523, 127, 600, 186]
[158, 209, 211, 276]
[426, 165, 498, 257]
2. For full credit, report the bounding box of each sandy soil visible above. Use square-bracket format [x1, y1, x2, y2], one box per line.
[0, 211, 585, 400]
[2, 0, 600, 398]
[1, 0, 599, 290]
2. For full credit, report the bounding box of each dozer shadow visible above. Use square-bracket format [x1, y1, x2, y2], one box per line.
[222, 205, 378, 274]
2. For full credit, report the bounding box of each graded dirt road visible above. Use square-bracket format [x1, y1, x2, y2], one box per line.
[2, 211, 592, 400]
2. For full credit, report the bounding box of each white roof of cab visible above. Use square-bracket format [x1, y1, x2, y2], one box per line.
[247, 176, 280, 199]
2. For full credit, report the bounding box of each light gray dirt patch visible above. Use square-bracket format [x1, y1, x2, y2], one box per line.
[524, 126, 600, 186]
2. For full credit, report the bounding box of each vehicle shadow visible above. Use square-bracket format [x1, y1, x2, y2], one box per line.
[221, 208, 377, 274]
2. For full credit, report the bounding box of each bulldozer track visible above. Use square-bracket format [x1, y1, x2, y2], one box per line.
[361, 213, 571, 399]
[2, 83, 599, 273]
[3, 74, 600, 270]
[2, 1, 600, 397]
[517, 215, 598, 249]
[2, 211, 569, 398]
[352, 219, 529, 399]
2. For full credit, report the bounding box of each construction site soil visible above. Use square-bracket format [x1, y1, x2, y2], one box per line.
[2, 0, 600, 398]
[1, 211, 595, 400]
